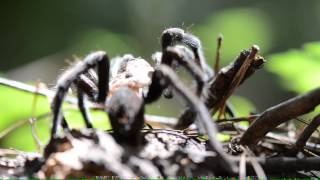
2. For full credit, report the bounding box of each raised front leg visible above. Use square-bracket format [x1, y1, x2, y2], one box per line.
[162, 45, 205, 97]
[76, 86, 93, 128]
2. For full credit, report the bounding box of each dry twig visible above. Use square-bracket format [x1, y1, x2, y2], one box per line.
[214, 34, 223, 73]
[212, 45, 259, 116]
[295, 114, 320, 151]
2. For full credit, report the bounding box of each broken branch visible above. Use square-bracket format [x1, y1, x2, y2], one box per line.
[240, 87, 320, 145]
[204, 46, 265, 113]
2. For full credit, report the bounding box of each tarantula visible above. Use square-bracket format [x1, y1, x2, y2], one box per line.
[49, 26, 264, 145]
[49, 26, 267, 171]
[49, 26, 264, 144]
[51, 28, 213, 140]
[49, 27, 239, 170]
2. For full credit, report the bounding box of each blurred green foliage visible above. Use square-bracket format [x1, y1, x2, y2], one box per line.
[68, 29, 139, 58]
[0, 85, 110, 151]
[195, 8, 272, 65]
[267, 42, 320, 93]
[0, 86, 50, 130]
[230, 95, 256, 117]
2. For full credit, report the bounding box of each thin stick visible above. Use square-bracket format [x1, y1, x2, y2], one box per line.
[0, 120, 29, 139]
[29, 80, 44, 153]
[146, 114, 243, 132]
[214, 34, 223, 73]
[213, 35, 223, 118]
[295, 114, 320, 151]
[303, 148, 319, 157]
[0, 113, 51, 139]
[216, 114, 259, 123]
[0, 77, 77, 104]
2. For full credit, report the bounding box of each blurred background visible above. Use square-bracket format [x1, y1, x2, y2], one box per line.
[0, 0, 320, 151]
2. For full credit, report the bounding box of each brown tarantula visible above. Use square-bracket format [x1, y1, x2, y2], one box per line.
[51, 28, 214, 139]
[49, 27, 241, 169]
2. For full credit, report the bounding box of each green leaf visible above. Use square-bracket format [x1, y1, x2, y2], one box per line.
[230, 95, 256, 117]
[0, 85, 51, 151]
[230, 95, 256, 127]
[0, 83, 110, 151]
[267, 42, 320, 93]
[217, 133, 231, 142]
[0, 85, 50, 131]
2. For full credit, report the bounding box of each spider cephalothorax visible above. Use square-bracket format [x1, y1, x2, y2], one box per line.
[161, 28, 213, 79]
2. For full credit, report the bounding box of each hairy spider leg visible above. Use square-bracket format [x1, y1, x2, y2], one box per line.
[76, 87, 93, 128]
[162, 45, 205, 97]
[74, 57, 109, 129]
[144, 45, 205, 103]
[161, 30, 234, 128]
[161, 28, 236, 126]
[76, 74, 98, 101]
[51, 51, 109, 138]
[145, 65, 235, 174]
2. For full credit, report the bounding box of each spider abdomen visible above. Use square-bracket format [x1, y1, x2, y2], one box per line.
[107, 87, 145, 145]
